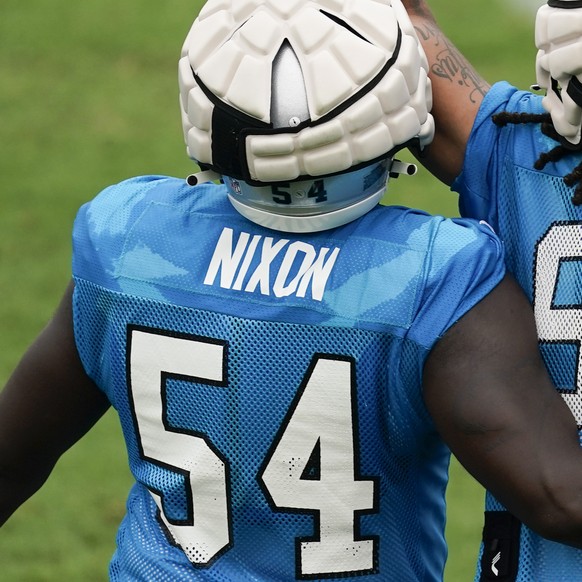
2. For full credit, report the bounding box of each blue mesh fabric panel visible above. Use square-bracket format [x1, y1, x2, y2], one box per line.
[456, 82, 582, 581]
[74, 279, 445, 581]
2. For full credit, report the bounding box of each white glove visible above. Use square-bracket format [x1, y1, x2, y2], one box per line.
[535, 0, 582, 148]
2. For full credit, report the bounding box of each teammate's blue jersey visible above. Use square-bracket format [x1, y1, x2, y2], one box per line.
[72, 175, 504, 581]
[455, 81, 582, 581]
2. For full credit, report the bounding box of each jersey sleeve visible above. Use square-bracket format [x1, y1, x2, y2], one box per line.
[72, 175, 171, 288]
[409, 217, 506, 347]
[71, 176, 175, 385]
[452, 82, 543, 225]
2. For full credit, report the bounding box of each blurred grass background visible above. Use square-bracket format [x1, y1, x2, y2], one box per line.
[0, 0, 543, 579]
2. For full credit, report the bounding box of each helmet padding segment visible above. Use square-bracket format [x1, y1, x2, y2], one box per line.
[535, 2, 582, 148]
[179, 0, 434, 183]
[179, 0, 433, 232]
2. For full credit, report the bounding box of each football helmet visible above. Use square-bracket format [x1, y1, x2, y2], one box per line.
[179, 0, 434, 232]
[535, 0, 582, 149]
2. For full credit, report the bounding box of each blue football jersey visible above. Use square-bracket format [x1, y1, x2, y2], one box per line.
[72, 175, 504, 581]
[455, 81, 582, 581]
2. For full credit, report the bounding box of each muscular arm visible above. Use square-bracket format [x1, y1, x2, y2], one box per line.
[0, 282, 110, 526]
[402, 0, 490, 184]
[424, 274, 582, 547]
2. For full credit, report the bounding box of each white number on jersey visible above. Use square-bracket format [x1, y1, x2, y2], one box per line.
[534, 222, 582, 425]
[128, 327, 378, 576]
[128, 327, 231, 565]
[259, 355, 377, 577]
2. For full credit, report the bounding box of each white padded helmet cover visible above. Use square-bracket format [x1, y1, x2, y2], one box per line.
[179, 0, 434, 183]
[535, 1, 582, 148]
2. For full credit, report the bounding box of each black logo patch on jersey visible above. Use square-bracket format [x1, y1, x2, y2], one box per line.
[479, 511, 521, 581]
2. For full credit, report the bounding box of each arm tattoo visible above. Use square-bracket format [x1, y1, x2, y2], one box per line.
[414, 22, 489, 104]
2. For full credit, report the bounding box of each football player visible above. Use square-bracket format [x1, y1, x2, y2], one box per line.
[3, 1, 582, 580]
[402, 0, 582, 579]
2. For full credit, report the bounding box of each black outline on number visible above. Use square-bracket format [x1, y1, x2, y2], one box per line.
[533, 221, 582, 423]
[257, 353, 380, 580]
[125, 324, 233, 569]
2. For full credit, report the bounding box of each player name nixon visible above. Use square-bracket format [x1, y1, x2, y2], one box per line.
[204, 227, 340, 301]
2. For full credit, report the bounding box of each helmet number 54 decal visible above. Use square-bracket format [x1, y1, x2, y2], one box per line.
[271, 180, 328, 205]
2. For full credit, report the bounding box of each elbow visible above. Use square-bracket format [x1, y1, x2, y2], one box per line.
[523, 488, 582, 549]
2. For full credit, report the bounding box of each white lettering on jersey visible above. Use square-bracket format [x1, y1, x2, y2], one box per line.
[204, 228, 340, 301]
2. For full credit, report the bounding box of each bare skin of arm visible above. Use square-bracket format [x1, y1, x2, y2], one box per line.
[2, 276, 582, 548]
[401, 0, 582, 542]
[0, 281, 110, 526]
[424, 274, 582, 547]
[402, 0, 490, 184]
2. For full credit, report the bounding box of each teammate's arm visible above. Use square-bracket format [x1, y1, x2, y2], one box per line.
[424, 274, 582, 548]
[401, 0, 489, 184]
[0, 282, 110, 526]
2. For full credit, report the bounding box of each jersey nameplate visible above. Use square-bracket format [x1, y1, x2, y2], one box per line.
[204, 227, 340, 301]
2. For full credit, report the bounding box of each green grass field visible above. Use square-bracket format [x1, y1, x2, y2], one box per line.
[0, 0, 541, 579]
